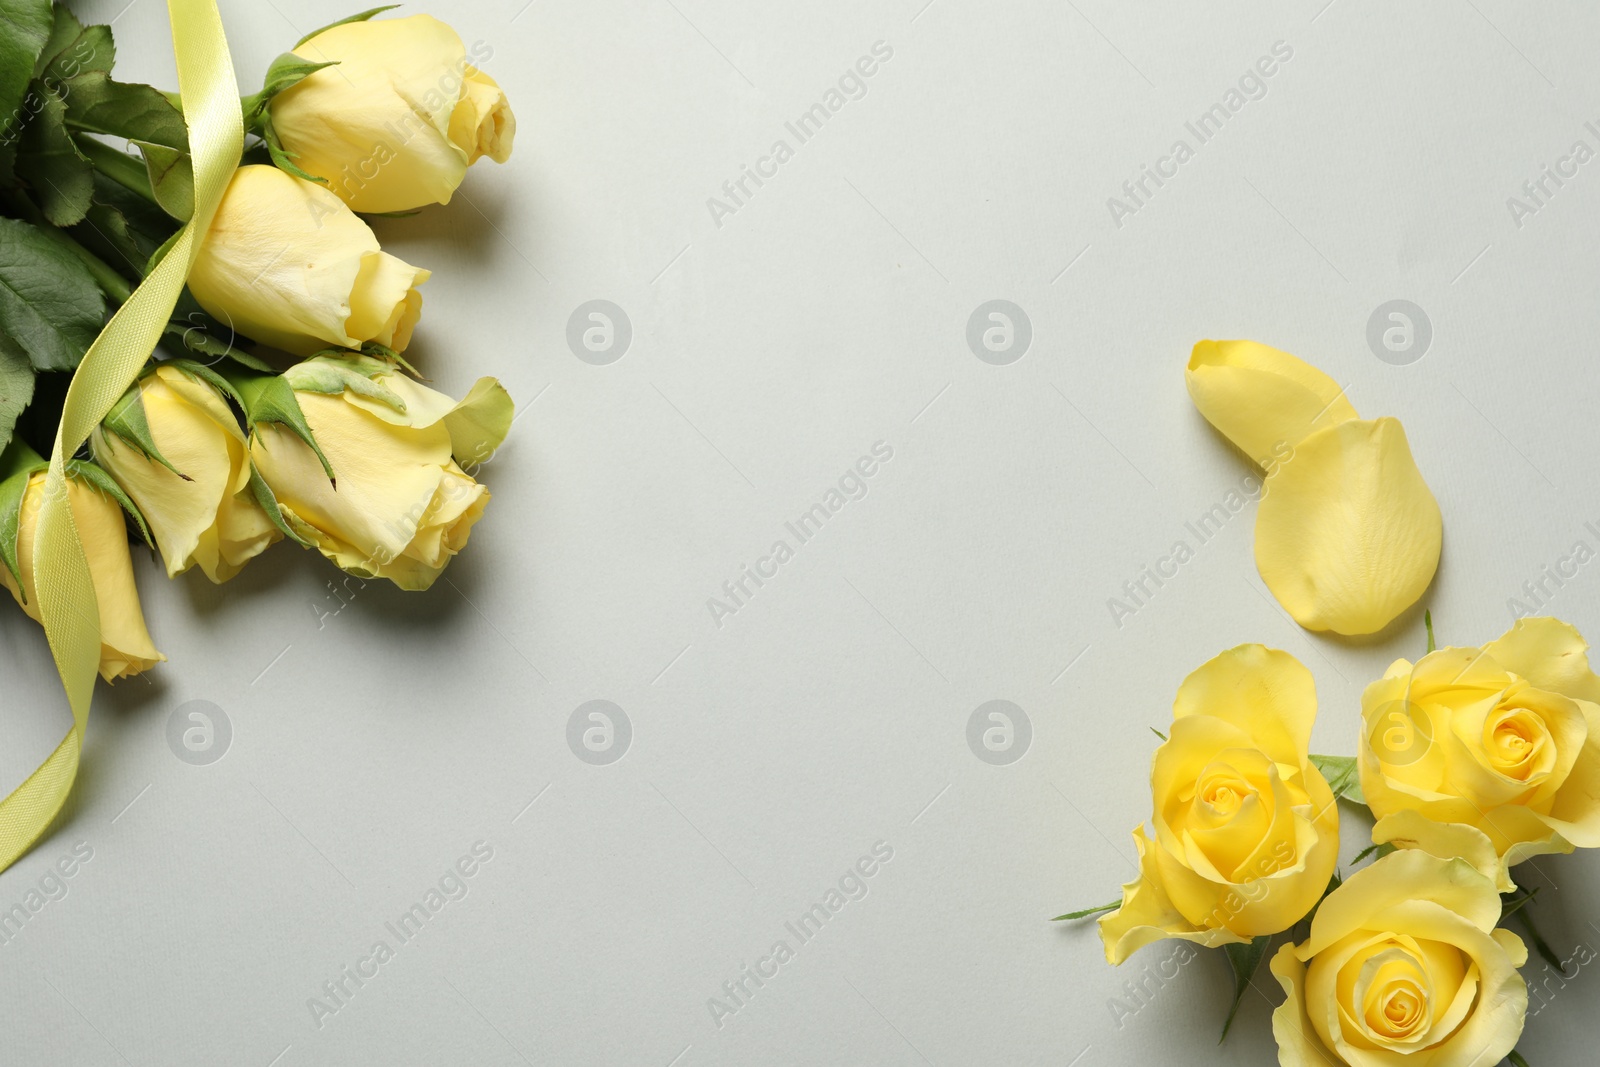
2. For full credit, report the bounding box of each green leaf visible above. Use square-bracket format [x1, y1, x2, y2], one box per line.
[101, 380, 186, 479]
[1425, 609, 1436, 654]
[1220, 936, 1272, 1043]
[135, 140, 193, 222]
[0, 332, 35, 456]
[1508, 1050, 1531, 1067]
[0, 0, 55, 180]
[248, 465, 313, 548]
[68, 173, 178, 280]
[15, 89, 94, 226]
[66, 456, 152, 548]
[1050, 900, 1120, 922]
[295, 5, 400, 48]
[0, 215, 106, 371]
[1310, 754, 1364, 806]
[1507, 896, 1565, 973]
[1150, 727, 1167, 742]
[63, 71, 187, 151]
[33, 4, 114, 83]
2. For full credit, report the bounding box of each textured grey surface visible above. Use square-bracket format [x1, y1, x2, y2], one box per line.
[2, 0, 1599, 1063]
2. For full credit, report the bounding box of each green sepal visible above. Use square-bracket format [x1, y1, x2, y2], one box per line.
[65, 456, 152, 548]
[248, 465, 313, 548]
[228, 369, 336, 485]
[135, 140, 193, 222]
[164, 357, 245, 411]
[362, 209, 423, 220]
[258, 111, 327, 185]
[1508, 1052, 1531, 1067]
[286, 354, 406, 415]
[242, 53, 338, 127]
[354, 340, 420, 378]
[1049, 900, 1119, 922]
[0, 437, 48, 594]
[1351, 841, 1396, 866]
[295, 5, 400, 48]
[100, 378, 187, 479]
[1310, 754, 1364, 806]
[1219, 935, 1273, 1043]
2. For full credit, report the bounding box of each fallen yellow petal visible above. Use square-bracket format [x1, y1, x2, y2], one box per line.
[1255, 417, 1441, 636]
[1186, 339, 1358, 466]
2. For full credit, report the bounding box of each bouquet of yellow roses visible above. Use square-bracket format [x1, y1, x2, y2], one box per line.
[0, 1, 514, 873]
[1061, 341, 1591, 1066]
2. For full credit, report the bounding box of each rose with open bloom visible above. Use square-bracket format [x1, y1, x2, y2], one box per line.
[249, 356, 512, 591]
[91, 365, 278, 583]
[1187, 340, 1442, 636]
[271, 14, 516, 213]
[1099, 644, 1339, 964]
[0, 470, 163, 681]
[1358, 616, 1600, 890]
[1270, 842, 1527, 1067]
[187, 165, 429, 356]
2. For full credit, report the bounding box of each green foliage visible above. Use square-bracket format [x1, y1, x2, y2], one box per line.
[0, 332, 35, 455]
[1310, 754, 1364, 806]
[0, 216, 106, 371]
[15, 90, 93, 226]
[1220, 936, 1272, 1042]
[1050, 900, 1119, 922]
[0, 0, 55, 180]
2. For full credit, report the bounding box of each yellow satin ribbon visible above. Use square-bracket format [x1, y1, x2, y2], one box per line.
[0, 0, 242, 873]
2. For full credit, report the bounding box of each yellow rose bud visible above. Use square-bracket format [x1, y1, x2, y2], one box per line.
[249, 356, 513, 590]
[89, 365, 279, 583]
[1270, 848, 1527, 1067]
[187, 165, 429, 356]
[271, 14, 515, 213]
[1099, 644, 1339, 964]
[1358, 616, 1600, 888]
[0, 470, 164, 682]
[1187, 340, 1442, 636]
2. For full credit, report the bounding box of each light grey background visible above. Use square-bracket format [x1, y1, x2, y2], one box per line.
[2, 0, 1599, 1063]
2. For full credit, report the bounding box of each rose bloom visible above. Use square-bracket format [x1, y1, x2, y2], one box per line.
[0, 470, 163, 681]
[187, 165, 429, 356]
[91, 365, 278, 583]
[1359, 616, 1600, 888]
[1271, 843, 1527, 1067]
[1099, 644, 1339, 963]
[272, 14, 515, 213]
[250, 356, 512, 590]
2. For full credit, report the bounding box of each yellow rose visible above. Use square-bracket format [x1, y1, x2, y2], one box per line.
[90, 364, 278, 583]
[1358, 616, 1600, 888]
[0, 465, 163, 682]
[1187, 340, 1442, 636]
[1270, 846, 1527, 1067]
[271, 14, 515, 213]
[1099, 644, 1339, 964]
[246, 356, 513, 590]
[187, 165, 429, 356]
